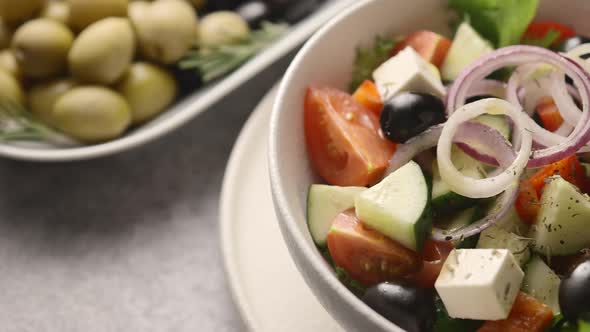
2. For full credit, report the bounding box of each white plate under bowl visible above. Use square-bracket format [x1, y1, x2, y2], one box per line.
[0, 0, 355, 162]
[220, 85, 343, 332]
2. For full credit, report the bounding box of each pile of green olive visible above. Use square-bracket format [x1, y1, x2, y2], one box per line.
[0, 0, 251, 143]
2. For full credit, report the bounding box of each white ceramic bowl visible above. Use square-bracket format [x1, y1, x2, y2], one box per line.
[269, 0, 590, 331]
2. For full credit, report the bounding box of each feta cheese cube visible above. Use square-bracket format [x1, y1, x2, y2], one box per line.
[435, 249, 524, 320]
[372, 47, 445, 101]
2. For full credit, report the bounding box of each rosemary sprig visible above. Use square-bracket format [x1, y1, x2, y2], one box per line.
[0, 99, 76, 145]
[179, 21, 288, 82]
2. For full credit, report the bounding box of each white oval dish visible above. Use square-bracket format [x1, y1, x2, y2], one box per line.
[269, 0, 590, 331]
[0, 0, 355, 162]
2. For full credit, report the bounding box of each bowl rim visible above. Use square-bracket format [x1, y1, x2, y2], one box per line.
[268, 0, 403, 330]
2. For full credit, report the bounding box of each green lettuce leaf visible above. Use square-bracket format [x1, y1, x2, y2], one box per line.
[449, 0, 539, 47]
[349, 35, 398, 92]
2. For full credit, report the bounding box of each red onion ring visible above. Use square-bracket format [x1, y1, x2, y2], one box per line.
[447, 46, 590, 167]
[555, 123, 574, 137]
[433, 99, 531, 241]
[507, 66, 568, 150]
[505, 63, 553, 116]
[466, 79, 507, 100]
[437, 99, 532, 199]
[455, 121, 515, 167]
[550, 70, 583, 127]
[386, 125, 442, 174]
[385, 122, 515, 175]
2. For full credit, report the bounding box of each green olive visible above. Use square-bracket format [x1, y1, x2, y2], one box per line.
[117, 62, 177, 124]
[0, 0, 45, 26]
[69, 17, 135, 84]
[199, 11, 250, 47]
[0, 69, 24, 105]
[53, 86, 131, 142]
[67, 0, 127, 31]
[41, 0, 70, 25]
[29, 78, 76, 126]
[11, 18, 74, 79]
[0, 50, 21, 80]
[129, 0, 198, 64]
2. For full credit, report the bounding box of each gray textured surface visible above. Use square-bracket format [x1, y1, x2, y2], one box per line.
[0, 53, 295, 332]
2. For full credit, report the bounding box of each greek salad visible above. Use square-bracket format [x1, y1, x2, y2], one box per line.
[304, 1, 590, 331]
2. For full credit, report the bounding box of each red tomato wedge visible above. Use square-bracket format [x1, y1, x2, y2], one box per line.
[326, 209, 422, 286]
[391, 31, 451, 68]
[353, 80, 383, 115]
[304, 86, 396, 186]
[412, 240, 454, 288]
[515, 155, 590, 223]
[477, 292, 554, 332]
[536, 97, 564, 132]
[526, 155, 590, 194]
[523, 21, 576, 48]
[515, 181, 541, 225]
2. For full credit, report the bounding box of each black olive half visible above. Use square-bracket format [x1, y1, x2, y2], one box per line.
[380, 92, 446, 144]
[559, 259, 590, 321]
[362, 282, 436, 332]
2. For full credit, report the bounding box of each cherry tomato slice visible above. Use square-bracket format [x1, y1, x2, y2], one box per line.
[412, 240, 454, 288]
[352, 80, 383, 115]
[523, 21, 576, 48]
[391, 30, 451, 68]
[528, 155, 590, 194]
[536, 97, 564, 132]
[515, 181, 541, 224]
[304, 86, 396, 186]
[515, 155, 590, 223]
[477, 292, 554, 332]
[327, 209, 422, 286]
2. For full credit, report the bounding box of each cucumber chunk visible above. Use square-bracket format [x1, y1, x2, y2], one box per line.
[307, 184, 366, 246]
[477, 224, 531, 267]
[441, 22, 494, 82]
[432, 147, 485, 215]
[355, 161, 431, 251]
[529, 176, 590, 256]
[522, 256, 561, 314]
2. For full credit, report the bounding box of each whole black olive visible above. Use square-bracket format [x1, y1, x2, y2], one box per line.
[380, 92, 446, 143]
[559, 259, 590, 321]
[559, 36, 590, 59]
[236, 1, 270, 28]
[362, 282, 436, 332]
